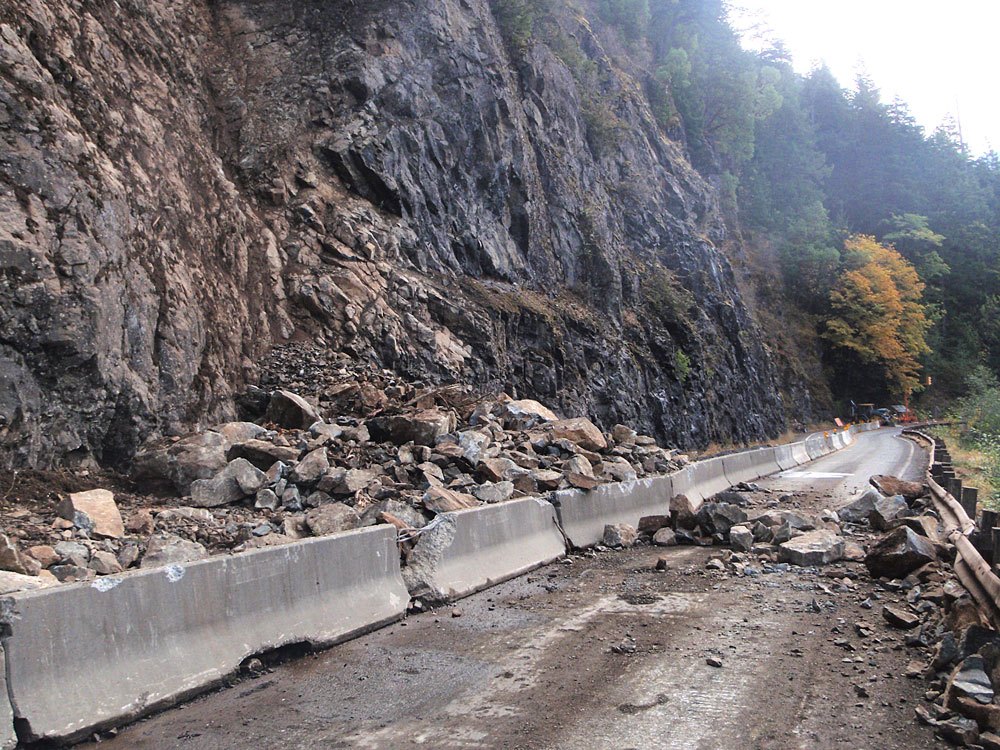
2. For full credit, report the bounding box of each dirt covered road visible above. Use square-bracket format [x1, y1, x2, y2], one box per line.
[93, 429, 948, 749]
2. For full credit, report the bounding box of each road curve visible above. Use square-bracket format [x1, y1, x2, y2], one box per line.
[92, 427, 945, 750]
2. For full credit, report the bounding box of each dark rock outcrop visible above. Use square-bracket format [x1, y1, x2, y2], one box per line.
[0, 0, 815, 469]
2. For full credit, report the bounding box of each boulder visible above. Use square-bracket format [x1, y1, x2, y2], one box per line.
[0, 535, 39, 576]
[837, 489, 880, 524]
[545, 418, 608, 452]
[388, 409, 456, 446]
[751, 510, 814, 531]
[132, 431, 228, 494]
[864, 526, 937, 579]
[0, 570, 56, 595]
[564, 455, 594, 478]
[652, 528, 677, 547]
[25, 545, 59, 568]
[318, 467, 378, 496]
[472, 481, 515, 504]
[637, 515, 671, 535]
[457, 430, 491, 464]
[309, 422, 345, 442]
[612, 424, 637, 445]
[89, 550, 123, 575]
[478, 457, 520, 482]
[265, 389, 322, 429]
[255, 489, 280, 510]
[870, 474, 927, 502]
[603, 523, 638, 548]
[141, 533, 209, 568]
[503, 399, 558, 429]
[304, 503, 360, 536]
[532, 469, 563, 491]
[697, 503, 748, 536]
[778, 530, 845, 566]
[57, 489, 125, 539]
[189, 458, 266, 507]
[213, 421, 268, 444]
[422, 487, 479, 513]
[729, 525, 754, 553]
[126, 509, 155, 535]
[227, 439, 301, 470]
[671, 494, 700, 530]
[947, 655, 995, 705]
[360, 499, 429, 530]
[869, 495, 911, 531]
[289, 447, 329, 485]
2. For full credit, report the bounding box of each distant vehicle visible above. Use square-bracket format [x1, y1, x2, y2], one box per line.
[874, 408, 895, 425]
[891, 404, 917, 424]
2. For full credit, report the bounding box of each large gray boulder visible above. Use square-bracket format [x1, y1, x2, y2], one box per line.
[837, 489, 881, 524]
[869, 495, 911, 531]
[864, 526, 936, 578]
[189, 458, 266, 507]
[777, 530, 845, 566]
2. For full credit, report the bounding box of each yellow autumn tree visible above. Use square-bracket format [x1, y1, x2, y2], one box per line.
[824, 235, 931, 397]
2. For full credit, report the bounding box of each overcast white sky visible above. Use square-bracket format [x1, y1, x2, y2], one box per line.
[729, 1, 1000, 155]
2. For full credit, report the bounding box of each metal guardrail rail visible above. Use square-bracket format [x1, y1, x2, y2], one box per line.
[902, 428, 1000, 628]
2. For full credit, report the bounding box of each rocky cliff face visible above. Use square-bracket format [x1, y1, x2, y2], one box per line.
[0, 0, 810, 470]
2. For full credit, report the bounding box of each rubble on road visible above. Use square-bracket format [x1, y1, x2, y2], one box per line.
[0, 365, 686, 588]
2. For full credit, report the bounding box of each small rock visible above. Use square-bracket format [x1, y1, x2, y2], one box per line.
[227, 440, 300, 470]
[0, 535, 38, 575]
[545, 417, 608, 452]
[654, 557, 670, 571]
[89, 550, 123, 575]
[117, 544, 140, 569]
[25, 544, 59, 568]
[156, 507, 213, 523]
[706, 657, 723, 668]
[503, 399, 558, 429]
[255, 488, 280, 510]
[189, 458, 266, 507]
[319, 467, 378, 496]
[49, 564, 95, 583]
[54, 541, 90, 566]
[387, 409, 457, 446]
[125, 510, 155, 535]
[948, 655, 995, 705]
[423, 486, 479, 513]
[882, 604, 920, 629]
[729, 525, 754, 552]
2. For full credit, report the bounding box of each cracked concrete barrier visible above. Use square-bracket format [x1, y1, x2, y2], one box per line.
[551, 475, 674, 549]
[1, 526, 408, 745]
[722, 448, 781, 486]
[404, 497, 566, 602]
[805, 435, 829, 461]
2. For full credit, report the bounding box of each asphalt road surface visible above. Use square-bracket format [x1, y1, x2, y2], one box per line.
[92, 428, 948, 750]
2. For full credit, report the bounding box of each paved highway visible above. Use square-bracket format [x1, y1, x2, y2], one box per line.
[93, 428, 945, 750]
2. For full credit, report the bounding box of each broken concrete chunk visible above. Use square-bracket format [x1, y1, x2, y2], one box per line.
[57, 489, 124, 539]
[265, 389, 322, 429]
[777, 529, 845, 566]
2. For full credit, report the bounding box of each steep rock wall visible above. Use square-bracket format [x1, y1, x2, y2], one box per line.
[0, 0, 806, 469]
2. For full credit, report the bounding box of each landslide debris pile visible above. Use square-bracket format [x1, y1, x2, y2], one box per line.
[601, 472, 1000, 747]
[0, 377, 683, 591]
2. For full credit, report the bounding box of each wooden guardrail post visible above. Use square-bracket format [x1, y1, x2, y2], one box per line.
[961, 486, 980, 522]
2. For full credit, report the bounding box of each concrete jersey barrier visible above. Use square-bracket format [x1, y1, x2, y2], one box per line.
[773, 444, 799, 471]
[722, 448, 781, 486]
[1, 526, 408, 745]
[552, 475, 673, 548]
[403, 496, 565, 602]
[689, 456, 731, 499]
